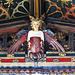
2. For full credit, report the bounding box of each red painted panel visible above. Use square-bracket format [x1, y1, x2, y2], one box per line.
[1, 59, 25, 62]
[46, 58, 71, 62]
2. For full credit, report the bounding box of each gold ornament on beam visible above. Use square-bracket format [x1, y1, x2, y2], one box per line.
[29, 15, 35, 21]
[29, 14, 45, 25]
[4, 0, 14, 8]
[57, 0, 72, 7]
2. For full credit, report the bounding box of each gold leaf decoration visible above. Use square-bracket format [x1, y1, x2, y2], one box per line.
[57, 0, 72, 7]
[4, 0, 14, 7]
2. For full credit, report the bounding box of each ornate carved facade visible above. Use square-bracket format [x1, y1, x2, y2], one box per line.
[0, 0, 75, 74]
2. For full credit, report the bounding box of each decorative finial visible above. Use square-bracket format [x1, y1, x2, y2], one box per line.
[29, 15, 35, 21]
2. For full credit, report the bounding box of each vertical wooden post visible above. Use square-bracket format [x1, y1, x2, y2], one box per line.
[34, 0, 39, 18]
[2, 33, 7, 48]
[68, 32, 74, 50]
[34, 0, 44, 18]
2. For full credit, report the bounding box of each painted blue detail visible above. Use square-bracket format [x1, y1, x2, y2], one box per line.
[0, 54, 7, 57]
[16, 30, 29, 38]
[46, 53, 75, 56]
[66, 53, 75, 56]
[13, 66, 18, 68]
[0, 66, 75, 69]
[42, 30, 47, 32]
[14, 54, 25, 57]
[42, 29, 55, 37]
[46, 54, 59, 56]
[25, 66, 29, 68]
[3, 66, 7, 68]
[0, 54, 25, 57]
[9, 66, 13, 68]
[21, 66, 25, 68]
[47, 29, 55, 37]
